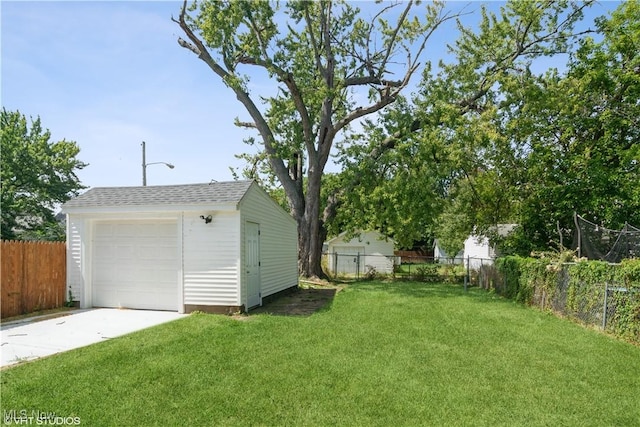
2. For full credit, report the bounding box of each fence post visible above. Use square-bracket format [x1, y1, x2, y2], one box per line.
[602, 282, 608, 330]
[464, 256, 469, 292]
[21, 241, 27, 314]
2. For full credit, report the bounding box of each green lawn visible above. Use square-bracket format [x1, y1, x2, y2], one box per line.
[2, 282, 639, 426]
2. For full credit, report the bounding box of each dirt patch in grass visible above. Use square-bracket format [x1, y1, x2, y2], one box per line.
[249, 283, 344, 317]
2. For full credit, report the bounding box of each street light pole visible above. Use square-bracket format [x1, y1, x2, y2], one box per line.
[142, 141, 174, 186]
[142, 141, 147, 186]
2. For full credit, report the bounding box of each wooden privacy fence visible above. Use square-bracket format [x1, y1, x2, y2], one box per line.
[1, 240, 66, 319]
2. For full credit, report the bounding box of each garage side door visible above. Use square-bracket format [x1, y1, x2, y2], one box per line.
[92, 221, 178, 311]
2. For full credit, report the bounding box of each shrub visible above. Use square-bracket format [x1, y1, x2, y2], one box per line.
[612, 259, 640, 342]
[566, 261, 611, 317]
[414, 264, 439, 282]
[495, 256, 640, 344]
[441, 264, 465, 283]
[495, 256, 525, 299]
[364, 265, 378, 281]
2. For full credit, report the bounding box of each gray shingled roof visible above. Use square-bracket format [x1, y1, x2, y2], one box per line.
[63, 180, 254, 209]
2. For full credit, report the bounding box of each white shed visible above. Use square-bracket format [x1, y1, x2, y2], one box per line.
[433, 239, 464, 264]
[463, 224, 517, 269]
[463, 235, 492, 269]
[62, 180, 298, 314]
[325, 230, 395, 276]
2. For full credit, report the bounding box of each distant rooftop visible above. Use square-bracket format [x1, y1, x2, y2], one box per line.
[62, 180, 254, 209]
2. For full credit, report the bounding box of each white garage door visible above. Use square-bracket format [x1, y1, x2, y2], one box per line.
[334, 246, 364, 276]
[92, 220, 178, 311]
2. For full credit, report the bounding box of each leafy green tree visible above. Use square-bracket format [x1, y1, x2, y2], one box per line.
[325, 96, 447, 248]
[1, 109, 87, 240]
[334, 0, 638, 258]
[498, 0, 640, 253]
[426, 0, 640, 255]
[174, 0, 461, 277]
[332, 1, 592, 250]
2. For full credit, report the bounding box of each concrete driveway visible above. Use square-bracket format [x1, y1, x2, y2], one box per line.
[1, 309, 186, 368]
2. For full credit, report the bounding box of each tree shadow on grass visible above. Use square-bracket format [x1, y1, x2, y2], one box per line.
[250, 287, 339, 317]
[250, 282, 501, 317]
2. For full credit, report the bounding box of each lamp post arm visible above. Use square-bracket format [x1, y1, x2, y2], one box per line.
[141, 141, 174, 186]
[145, 162, 175, 168]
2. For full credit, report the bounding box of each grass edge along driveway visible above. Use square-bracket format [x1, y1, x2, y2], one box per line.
[1, 281, 639, 426]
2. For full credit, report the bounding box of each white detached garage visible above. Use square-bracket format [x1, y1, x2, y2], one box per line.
[62, 180, 298, 313]
[325, 230, 396, 276]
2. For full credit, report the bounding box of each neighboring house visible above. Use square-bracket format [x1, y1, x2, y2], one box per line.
[463, 224, 517, 269]
[433, 239, 464, 264]
[62, 180, 298, 314]
[325, 230, 395, 276]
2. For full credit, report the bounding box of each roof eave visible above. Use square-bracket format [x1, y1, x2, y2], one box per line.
[62, 202, 239, 215]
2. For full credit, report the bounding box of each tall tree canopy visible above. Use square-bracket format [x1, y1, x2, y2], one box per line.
[337, 0, 639, 257]
[174, 0, 462, 277]
[1, 109, 87, 240]
[505, 0, 640, 253]
[332, 0, 596, 255]
[444, 0, 640, 255]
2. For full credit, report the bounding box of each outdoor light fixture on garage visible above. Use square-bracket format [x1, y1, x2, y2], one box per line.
[200, 215, 212, 224]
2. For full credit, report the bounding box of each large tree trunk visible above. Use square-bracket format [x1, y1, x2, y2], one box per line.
[293, 166, 327, 279]
[296, 216, 327, 279]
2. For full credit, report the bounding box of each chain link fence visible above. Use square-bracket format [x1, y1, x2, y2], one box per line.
[549, 265, 639, 331]
[323, 252, 398, 279]
[324, 251, 639, 344]
[478, 262, 640, 341]
[322, 253, 494, 284]
[322, 252, 639, 342]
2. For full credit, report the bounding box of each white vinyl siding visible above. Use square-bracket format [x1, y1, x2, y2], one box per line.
[182, 211, 241, 306]
[63, 181, 298, 312]
[66, 216, 84, 304]
[463, 235, 493, 269]
[362, 258, 394, 276]
[240, 185, 298, 302]
[332, 246, 364, 275]
[327, 231, 395, 275]
[433, 239, 464, 264]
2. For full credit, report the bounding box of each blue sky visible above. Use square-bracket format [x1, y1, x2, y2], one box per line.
[1, 1, 620, 190]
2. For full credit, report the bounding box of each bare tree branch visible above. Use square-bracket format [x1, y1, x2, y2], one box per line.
[335, 6, 463, 135]
[304, 4, 326, 78]
[343, 76, 403, 87]
[173, 0, 301, 213]
[235, 119, 258, 129]
[378, 0, 413, 75]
